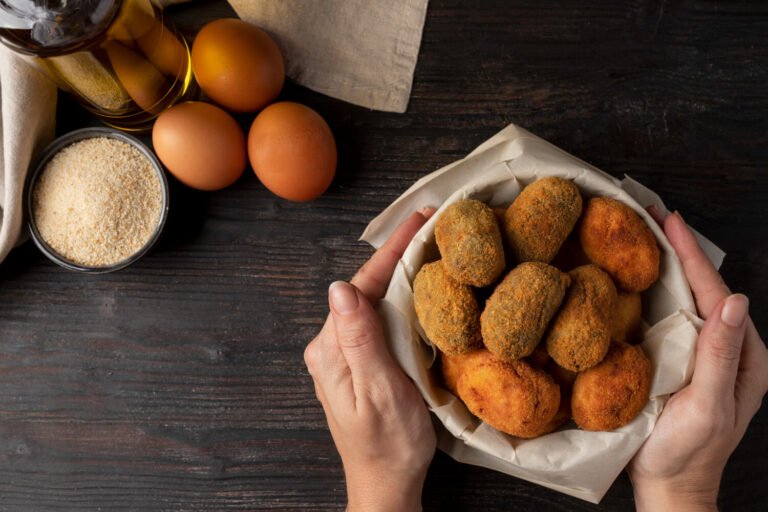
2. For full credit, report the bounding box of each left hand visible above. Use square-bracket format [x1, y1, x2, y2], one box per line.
[628, 211, 768, 511]
[304, 209, 437, 512]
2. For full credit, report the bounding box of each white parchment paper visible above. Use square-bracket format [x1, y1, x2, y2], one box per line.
[360, 124, 725, 503]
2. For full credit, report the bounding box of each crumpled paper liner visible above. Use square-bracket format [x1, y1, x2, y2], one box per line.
[360, 124, 724, 503]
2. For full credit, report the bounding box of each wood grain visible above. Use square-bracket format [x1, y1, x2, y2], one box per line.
[1, 0, 766, 510]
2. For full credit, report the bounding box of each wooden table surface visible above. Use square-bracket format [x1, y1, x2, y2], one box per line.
[1, 0, 766, 510]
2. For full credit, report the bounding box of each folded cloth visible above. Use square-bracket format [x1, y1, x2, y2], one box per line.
[0, 0, 428, 265]
[224, 0, 428, 113]
[162, 0, 429, 113]
[0, 44, 56, 264]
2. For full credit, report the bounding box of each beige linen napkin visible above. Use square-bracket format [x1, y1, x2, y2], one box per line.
[0, 44, 56, 264]
[0, 0, 428, 264]
[224, 0, 428, 113]
[162, 0, 429, 113]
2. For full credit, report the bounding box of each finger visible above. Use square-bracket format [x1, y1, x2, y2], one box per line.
[351, 208, 434, 302]
[304, 317, 355, 411]
[740, 318, 767, 382]
[329, 281, 400, 398]
[311, 379, 349, 452]
[305, 315, 341, 377]
[691, 294, 749, 405]
[735, 318, 768, 428]
[312, 380, 342, 434]
[664, 211, 730, 318]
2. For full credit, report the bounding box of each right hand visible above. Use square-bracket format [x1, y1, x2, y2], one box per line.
[304, 210, 437, 512]
[628, 211, 768, 511]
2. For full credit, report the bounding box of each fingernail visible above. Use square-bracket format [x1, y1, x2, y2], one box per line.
[673, 210, 685, 223]
[329, 281, 359, 315]
[721, 294, 749, 327]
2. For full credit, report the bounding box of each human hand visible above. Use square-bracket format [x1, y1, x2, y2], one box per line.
[628, 210, 768, 512]
[304, 209, 437, 512]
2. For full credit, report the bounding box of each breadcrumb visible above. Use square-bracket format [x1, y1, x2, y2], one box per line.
[33, 137, 163, 267]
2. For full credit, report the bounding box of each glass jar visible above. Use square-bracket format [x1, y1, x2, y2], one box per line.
[0, 0, 193, 131]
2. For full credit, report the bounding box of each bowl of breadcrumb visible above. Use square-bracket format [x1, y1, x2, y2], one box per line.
[26, 127, 169, 273]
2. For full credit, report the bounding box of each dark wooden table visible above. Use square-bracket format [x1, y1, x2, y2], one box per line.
[1, 0, 766, 510]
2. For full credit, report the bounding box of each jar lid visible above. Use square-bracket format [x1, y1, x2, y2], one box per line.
[0, 0, 120, 55]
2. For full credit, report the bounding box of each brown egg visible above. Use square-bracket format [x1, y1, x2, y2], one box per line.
[248, 102, 336, 202]
[152, 101, 246, 191]
[191, 19, 284, 113]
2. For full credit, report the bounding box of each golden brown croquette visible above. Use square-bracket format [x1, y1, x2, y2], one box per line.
[481, 262, 570, 361]
[457, 357, 561, 438]
[435, 199, 506, 287]
[546, 264, 617, 372]
[413, 261, 482, 355]
[579, 197, 660, 292]
[503, 177, 582, 263]
[571, 341, 652, 431]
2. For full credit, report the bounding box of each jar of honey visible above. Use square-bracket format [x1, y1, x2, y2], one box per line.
[0, 0, 193, 131]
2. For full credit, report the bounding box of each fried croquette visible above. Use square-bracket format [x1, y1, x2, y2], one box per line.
[546, 265, 617, 372]
[440, 349, 495, 395]
[481, 262, 571, 362]
[457, 357, 560, 438]
[435, 199, 505, 287]
[579, 197, 660, 292]
[611, 291, 643, 344]
[503, 177, 583, 263]
[571, 341, 652, 431]
[413, 261, 482, 355]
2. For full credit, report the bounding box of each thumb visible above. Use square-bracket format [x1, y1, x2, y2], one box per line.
[328, 281, 399, 387]
[691, 293, 750, 404]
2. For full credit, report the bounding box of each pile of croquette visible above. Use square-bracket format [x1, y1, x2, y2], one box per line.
[413, 177, 659, 438]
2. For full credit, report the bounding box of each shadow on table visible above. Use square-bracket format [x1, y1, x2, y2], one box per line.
[155, 176, 210, 250]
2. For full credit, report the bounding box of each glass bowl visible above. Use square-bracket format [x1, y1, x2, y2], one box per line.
[26, 127, 169, 273]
